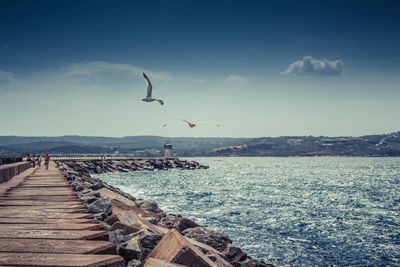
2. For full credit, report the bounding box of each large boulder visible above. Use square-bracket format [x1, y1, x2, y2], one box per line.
[135, 200, 163, 213]
[65, 174, 76, 181]
[144, 229, 217, 267]
[79, 194, 98, 204]
[118, 228, 163, 262]
[90, 182, 103, 190]
[87, 198, 112, 216]
[108, 229, 126, 246]
[159, 214, 199, 232]
[108, 199, 167, 235]
[77, 189, 100, 199]
[127, 259, 142, 267]
[153, 160, 166, 170]
[144, 165, 155, 171]
[71, 181, 92, 191]
[182, 227, 232, 252]
[111, 221, 142, 235]
[223, 244, 247, 262]
[206, 252, 233, 267]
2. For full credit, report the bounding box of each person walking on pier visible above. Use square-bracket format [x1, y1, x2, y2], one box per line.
[37, 155, 42, 168]
[26, 154, 32, 166]
[44, 154, 50, 170]
[31, 154, 36, 168]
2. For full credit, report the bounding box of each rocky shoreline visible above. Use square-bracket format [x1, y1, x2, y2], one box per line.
[56, 159, 272, 267]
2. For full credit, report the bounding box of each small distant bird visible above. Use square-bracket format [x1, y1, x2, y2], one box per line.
[163, 119, 221, 128]
[142, 73, 164, 105]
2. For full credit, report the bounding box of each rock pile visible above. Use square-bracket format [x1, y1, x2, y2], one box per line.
[56, 158, 209, 178]
[57, 160, 273, 267]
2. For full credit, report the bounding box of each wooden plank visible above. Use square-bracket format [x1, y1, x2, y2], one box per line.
[22, 181, 69, 184]
[0, 201, 84, 208]
[0, 207, 87, 213]
[24, 177, 66, 180]
[0, 200, 82, 205]
[14, 185, 72, 188]
[11, 187, 73, 191]
[21, 181, 68, 183]
[4, 191, 75, 196]
[0, 223, 102, 230]
[0, 230, 108, 240]
[0, 194, 78, 198]
[17, 184, 71, 187]
[0, 239, 115, 254]
[27, 177, 64, 179]
[0, 217, 96, 224]
[0, 196, 79, 201]
[7, 190, 74, 195]
[26, 178, 65, 181]
[0, 252, 124, 266]
[0, 211, 93, 219]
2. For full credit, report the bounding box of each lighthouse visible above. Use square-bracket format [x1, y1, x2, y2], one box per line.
[163, 141, 173, 159]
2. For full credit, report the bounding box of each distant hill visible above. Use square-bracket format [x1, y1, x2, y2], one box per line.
[1, 132, 399, 156]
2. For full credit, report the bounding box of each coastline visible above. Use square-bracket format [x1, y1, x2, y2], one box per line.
[56, 158, 272, 267]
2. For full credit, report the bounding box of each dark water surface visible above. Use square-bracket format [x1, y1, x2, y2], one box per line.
[97, 157, 400, 266]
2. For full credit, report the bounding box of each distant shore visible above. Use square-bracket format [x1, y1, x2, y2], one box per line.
[1, 132, 399, 156]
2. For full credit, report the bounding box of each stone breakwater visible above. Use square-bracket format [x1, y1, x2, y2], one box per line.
[59, 158, 209, 177]
[56, 159, 272, 267]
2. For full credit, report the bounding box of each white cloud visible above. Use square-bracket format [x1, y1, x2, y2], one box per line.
[225, 75, 245, 83]
[220, 75, 246, 93]
[0, 61, 170, 95]
[62, 61, 170, 82]
[284, 56, 344, 76]
[0, 70, 16, 83]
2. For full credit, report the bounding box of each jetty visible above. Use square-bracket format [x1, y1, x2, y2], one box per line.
[0, 158, 269, 267]
[0, 162, 124, 266]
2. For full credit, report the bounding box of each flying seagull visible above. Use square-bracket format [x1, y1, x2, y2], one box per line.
[142, 73, 164, 105]
[163, 119, 221, 128]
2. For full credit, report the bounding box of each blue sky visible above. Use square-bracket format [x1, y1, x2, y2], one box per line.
[0, 0, 399, 137]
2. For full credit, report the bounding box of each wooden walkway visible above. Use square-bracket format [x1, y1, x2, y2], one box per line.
[0, 162, 124, 266]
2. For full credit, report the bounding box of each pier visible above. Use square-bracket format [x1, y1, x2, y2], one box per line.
[0, 162, 124, 266]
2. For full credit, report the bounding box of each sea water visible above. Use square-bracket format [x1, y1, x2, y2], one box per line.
[97, 157, 400, 266]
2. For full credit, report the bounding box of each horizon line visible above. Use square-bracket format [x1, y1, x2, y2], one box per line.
[1, 131, 399, 139]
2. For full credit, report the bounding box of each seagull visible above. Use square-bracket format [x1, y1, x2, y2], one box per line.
[163, 119, 221, 128]
[142, 73, 164, 105]
[180, 119, 202, 128]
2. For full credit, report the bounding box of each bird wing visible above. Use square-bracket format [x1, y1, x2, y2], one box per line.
[180, 119, 191, 125]
[196, 120, 221, 127]
[142, 73, 153, 98]
[162, 123, 168, 127]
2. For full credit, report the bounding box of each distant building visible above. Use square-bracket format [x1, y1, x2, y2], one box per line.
[164, 141, 172, 159]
